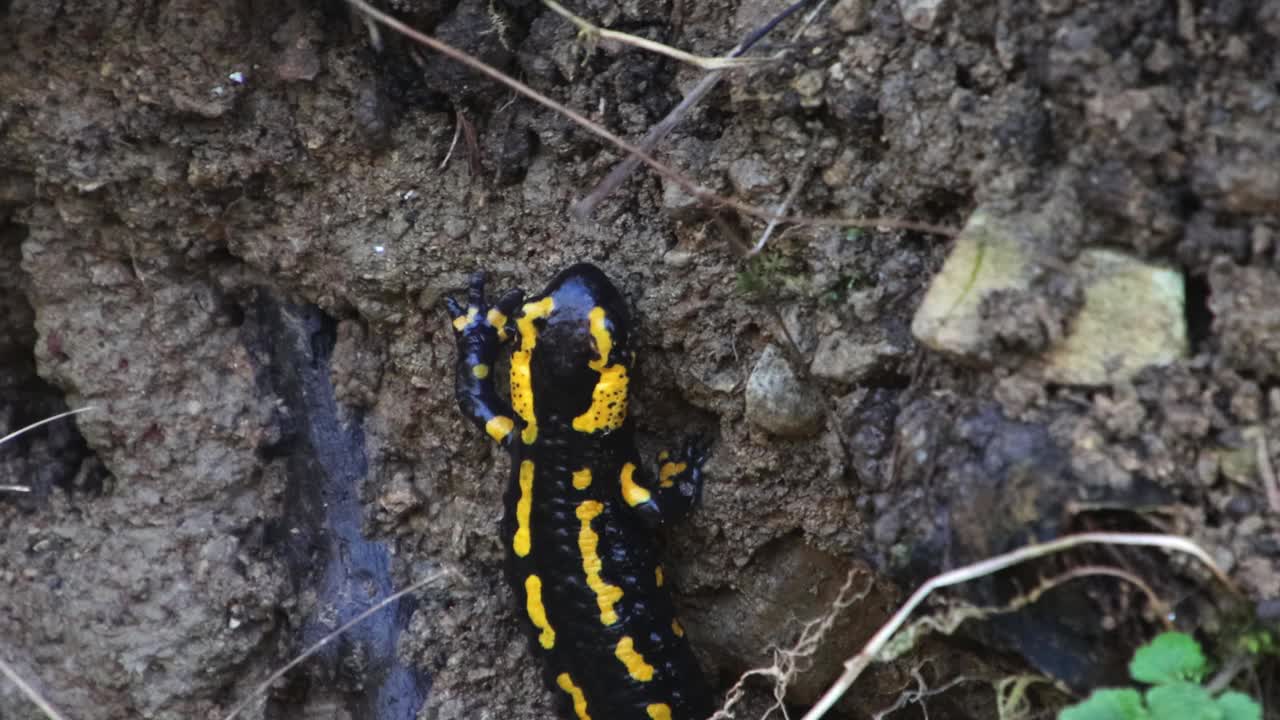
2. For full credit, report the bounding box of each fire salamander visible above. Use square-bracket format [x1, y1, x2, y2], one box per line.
[446, 263, 713, 720]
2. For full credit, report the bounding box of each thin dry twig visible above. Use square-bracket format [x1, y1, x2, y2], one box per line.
[799, 532, 1236, 720]
[1041, 565, 1173, 629]
[440, 111, 464, 170]
[878, 564, 1169, 667]
[749, 137, 820, 256]
[1205, 654, 1252, 695]
[542, 0, 769, 70]
[0, 655, 70, 720]
[1253, 427, 1280, 513]
[345, 0, 956, 237]
[458, 110, 483, 176]
[222, 569, 457, 720]
[572, 0, 815, 220]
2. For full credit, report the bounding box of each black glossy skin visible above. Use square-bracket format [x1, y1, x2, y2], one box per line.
[446, 264, 713, 720]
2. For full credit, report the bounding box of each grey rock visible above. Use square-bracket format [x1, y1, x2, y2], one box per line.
[1191, 117, 1280, 214]
[830, 0, 872, 32]
[727, 156, 780, 199]
[899, 0, 945, 30]
[745, 345, 824, 437]
[809, 330, 906, 384]
[1209, 260, 1280, 379]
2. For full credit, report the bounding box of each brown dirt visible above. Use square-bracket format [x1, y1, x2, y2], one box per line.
[1, 0, 1277, 718]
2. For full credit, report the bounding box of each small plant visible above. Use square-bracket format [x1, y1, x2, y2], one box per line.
[818, 272, 866, 305]
[1235, 628, 1276, 658]
[1059, 632, 1261, 720]
[735, 251, 803, 301]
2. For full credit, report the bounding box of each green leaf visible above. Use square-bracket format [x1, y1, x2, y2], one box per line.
[1145, 682, 1217, 719]
[1059, 689, 1148, 720]
[1129, 632, 1207, 684]
[1215, 692, 1262, 720]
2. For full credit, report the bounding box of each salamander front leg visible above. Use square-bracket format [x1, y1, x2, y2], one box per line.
[444, 272, 524, 446]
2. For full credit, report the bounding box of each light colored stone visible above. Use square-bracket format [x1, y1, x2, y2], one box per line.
[1038, 249, 1186, 385]
[745, 345, 824, 437]
[662, 248, 695, 268]
[913, 208, 1188, 386]
[378, 473, 423, 518]
[911, 210, 1033, 357]
[791, 70, 825, 109]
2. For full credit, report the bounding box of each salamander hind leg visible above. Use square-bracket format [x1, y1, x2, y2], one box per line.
[653, 435, 709, 524]
[620, 436, 709, 528]
[444, 271, 525, 445]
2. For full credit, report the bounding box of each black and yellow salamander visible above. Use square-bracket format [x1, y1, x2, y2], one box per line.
[446, 263, 713, 720]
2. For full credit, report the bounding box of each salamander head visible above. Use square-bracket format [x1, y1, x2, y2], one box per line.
[512, 264, 634, 438]
[540, 263, 631, 346]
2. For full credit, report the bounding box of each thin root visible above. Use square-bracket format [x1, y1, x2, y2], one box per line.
[1, 407, 96, 446]
[871, 663, 971, 720]
[709, 569, 873, 720]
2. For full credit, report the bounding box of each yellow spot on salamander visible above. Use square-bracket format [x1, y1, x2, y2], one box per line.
[619, 463, 651, 507]
[658, 461, 687, 488]
[486, 308, 509, 341]
[556, 673, 591, 720]
[572, 467, 592, 490]
[452, 307, 478, 331]
[576, 500, 623, 625]
[614, 636, 655, 682]
[485, 415, 514, 442]
[654, 565, 664, 587]
[671, 619, 685, 637]
[525, 574, 556, 649]
[647, 703, 672, 720]
[511, 297, 554, 444]
[472, 363, 490, 379]
[572, 306, 630, 434]
[513, 460, 534, 557]
[658, 450, 670, 461]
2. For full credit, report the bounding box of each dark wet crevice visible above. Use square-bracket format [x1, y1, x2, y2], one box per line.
[246, 293, 428, 720]
[1183, 272, 1213, 354]
[0, 220, 98, 508]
